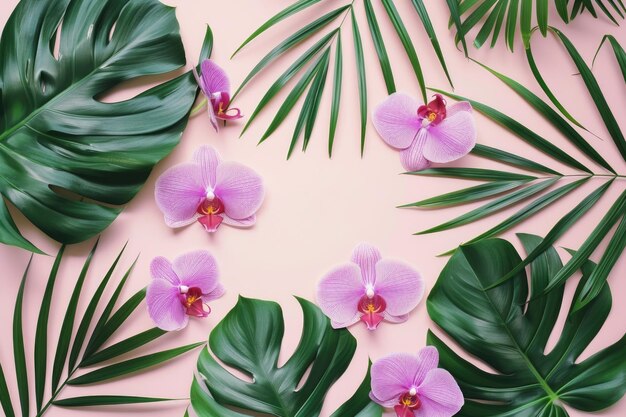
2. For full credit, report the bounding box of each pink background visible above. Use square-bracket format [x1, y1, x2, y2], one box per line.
[0, 1, 625, 416]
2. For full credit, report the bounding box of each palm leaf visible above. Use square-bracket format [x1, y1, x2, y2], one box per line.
[189, 296, 381, 417]
[593, 34, 626, 83]
[447, 0, 624, 51]
[427, 234, 626, 416]
[1, 243, 204, 417]
[414, 38, 625, 304]
[0, 0, 209, 252]
[232, 0, 452, 157]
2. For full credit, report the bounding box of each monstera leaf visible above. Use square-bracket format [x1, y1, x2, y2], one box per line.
[427, 234, 626, 416]
[189, 296, 382, 417]
[0, 0, 210, 253]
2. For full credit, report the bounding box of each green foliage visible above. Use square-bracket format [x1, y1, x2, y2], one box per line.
[408, 32, 626, 307]
[428, 234, 626, 416]
[232, 0, 452, 157]
[0, 241, 202, 416]
[189, 296, 382, 417]
[447, 0, 625, 51]
[0, 0, 212, 253]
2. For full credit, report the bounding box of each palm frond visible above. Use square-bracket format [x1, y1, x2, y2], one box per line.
[408, 32, 625, 306]
[0, 241, 202, 416]
[232, 0, 453, 157]
[447, 0, 624, 51]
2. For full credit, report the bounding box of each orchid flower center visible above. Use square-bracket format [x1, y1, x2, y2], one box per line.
[418, 94, 447, 127]
[196, 190, 226, 232]
[399, 389, 421, 409]
[211, 91, 242, 121]
[179, 286, 210, 318]
[358, 292, 386, 330]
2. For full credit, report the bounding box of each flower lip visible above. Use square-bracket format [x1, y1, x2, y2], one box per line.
[417, 94, 447, 126]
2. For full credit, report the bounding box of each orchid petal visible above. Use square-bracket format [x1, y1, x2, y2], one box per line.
[165, 214, 200, 228]
[400, 129, 431, 172]
[201, 60, 231, 95]
[383, 312, 409, 323]
[371, 353, 425, 407]
[146, 279, 188, 331]
[317, 263, 364, 328]
[192, 66, 207, 96]
[172, 250, 220, 294]
[207, 100, 219, 132]
[155, 163, 205, 226]
[423, 106, 476, 163]
[150, 256, 180, 286]
[203, 283, 226, 302]
[350, 243, 382, 286]
[215, 161, 264, 220]
[222, 214, 256, 228]
[193, 145, 222, 189]
[373, 93, 421, 150]
[414, 369, 464, 417]
[374, 260, 424, 317]
[198, 214, 224, 232]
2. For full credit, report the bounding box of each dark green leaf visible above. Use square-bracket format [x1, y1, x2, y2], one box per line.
[69, 243, 127, 372]
[445, 0, 469, 55]
[406, 167, 537, 181]
[233, 6, 349, 99]
[241, 31, 337, 137]
[261, 50, 329, 146]
[526, 45, 587, 130]
[458, 177, 588, 247]
[231, 0, 322, 57]
[83, 287, 146, 361]
[520, 0, 533, 47]
[364, 0, 395, 94]
[471, 143, 561, 175]
[0, 0, 201, 251]
[537, 0, 549, 36]
[351, 8, 368, 156]
[505, 0, 521, 51]
[0, 363, 14, 417]
[431, 88, 592, 173]
[53, 395, 175, 407]
[381, 0, 426, 102]
[401, 180, 530, 208]
[427, 235, 626, 416]
[487, 179, 613, 289]
[35, 245, 65, 411]
[199, 25, 214, 61]
[189, 297, 380, 417]
[474, 60, 615, 173]
[0, 197, 41, 253]
[52, 239, 98, 392]
[80, 328, 167, 367]
[552, 28, 626, 163]
[328, 33, 343, 157]
[14, 256, 31, 417]
[416, 179, 557, 235]
[556, 0, 570, 21]
[575, 213, 626, 310]
[473, 1, 504, 49]
[68, 343, 203, 386]
[545, 188, 626, 293]
[593, 35, 626, 83]
[412, 0, 453, 85]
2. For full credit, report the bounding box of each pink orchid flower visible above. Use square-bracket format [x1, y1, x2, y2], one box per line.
[370, 347, 464, 417]
[373, 93, 477, 172]
[317, 244, 424, 330]
[193, 59, 243, 132]
[155, 145, 264, 233]
[146, 250, 224, 331]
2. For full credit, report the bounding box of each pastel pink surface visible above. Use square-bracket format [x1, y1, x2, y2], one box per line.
[0, 2, 625, 417]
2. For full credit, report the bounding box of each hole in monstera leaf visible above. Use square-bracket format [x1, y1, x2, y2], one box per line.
[95, 67, 186, 103]
[50, 21, 62, 61]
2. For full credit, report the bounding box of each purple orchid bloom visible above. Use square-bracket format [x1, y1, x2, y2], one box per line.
[373, 93, 477, 172]
[193, 59, 243, 132]
[370, 347, 464, 417]
[155, 145, 264, 233]
[317, 243, 424, 330]
[147, 250, 224, 331]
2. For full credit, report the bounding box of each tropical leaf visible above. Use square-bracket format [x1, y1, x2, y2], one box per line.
[408, 34, 625, 304]
[189, 296, 382, 417]
[447, 0, 624, 51]
[427, 234, 626, 416]
[232, 0, 452, 157]
[0, 0, 211, 253]
[0, 241, 203, 416]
